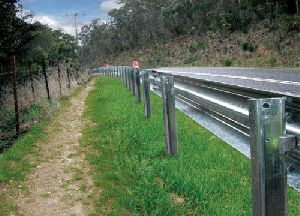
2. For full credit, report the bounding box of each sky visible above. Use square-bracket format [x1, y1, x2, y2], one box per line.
[19, 0, 123, 35]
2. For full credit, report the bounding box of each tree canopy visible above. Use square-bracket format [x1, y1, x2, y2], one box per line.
[0, 0, 78, 88]
[79, 0, 300, 66]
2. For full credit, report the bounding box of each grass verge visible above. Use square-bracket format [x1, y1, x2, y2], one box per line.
[0, 81, 86, 215]
[82, 77, 300, 215]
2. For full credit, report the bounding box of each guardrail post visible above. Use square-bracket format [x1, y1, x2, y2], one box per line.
[161, 75, 178, 155]
[123, 68, 128, 87]
[123, 67, 126, 85]
[134, 68, 141, 102]
[131, 68, 135, 95]
[121, 67, 124, 84]
[249, 98, 288, 216]
[127, 68, 131, 90]
[142, 70, 151, 117]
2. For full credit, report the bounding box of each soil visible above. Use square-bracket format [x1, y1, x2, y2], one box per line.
[16, 80, 97, 216]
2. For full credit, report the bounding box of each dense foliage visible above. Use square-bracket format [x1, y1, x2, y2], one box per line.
[0, 0, 79, 89]
[79, 0, 299, 66]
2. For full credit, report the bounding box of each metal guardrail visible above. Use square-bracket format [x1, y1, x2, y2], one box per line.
[89, 66, 299, 215]
[151, 70, 300, 163]
[89, 66, 300, 164]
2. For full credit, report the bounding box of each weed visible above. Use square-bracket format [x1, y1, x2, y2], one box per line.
[269, 56, 277, 67]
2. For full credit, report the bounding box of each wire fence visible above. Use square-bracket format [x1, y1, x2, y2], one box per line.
[0, 63, 89, 151]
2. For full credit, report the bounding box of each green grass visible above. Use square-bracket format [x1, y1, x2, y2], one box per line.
[82, 77, 300, 215]
[0, 82, 84, 215]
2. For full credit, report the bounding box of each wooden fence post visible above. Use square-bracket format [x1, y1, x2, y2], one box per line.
[11, 55, 20, 137]
[42, 59, 51, 105]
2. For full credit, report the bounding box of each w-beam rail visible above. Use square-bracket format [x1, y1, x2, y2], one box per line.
[89, 66, 300, 192]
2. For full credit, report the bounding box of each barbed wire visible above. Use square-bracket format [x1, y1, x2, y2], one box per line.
[1, 68, 79, 144]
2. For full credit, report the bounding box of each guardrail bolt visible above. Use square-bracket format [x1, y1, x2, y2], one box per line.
[134, 68, 141, 103]
[142, 70, 151, 117]
[249, 98, 289, 216]
[161, 75, 178, 155]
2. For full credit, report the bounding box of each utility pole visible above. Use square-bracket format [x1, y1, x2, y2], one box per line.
[66, 12, 85, 44]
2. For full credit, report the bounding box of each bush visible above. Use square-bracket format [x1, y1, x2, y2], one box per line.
[223, 59, 233, 67]
[242, 42, 256, 52]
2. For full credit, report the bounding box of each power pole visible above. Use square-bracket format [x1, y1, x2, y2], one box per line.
[66, 12, 85, 44]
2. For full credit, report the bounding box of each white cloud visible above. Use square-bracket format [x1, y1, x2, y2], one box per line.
[100, 0, 123, 12]
[24, 13, 88, 36]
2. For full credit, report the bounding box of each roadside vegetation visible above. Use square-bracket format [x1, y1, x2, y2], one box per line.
[81, 77, 300, 215]
[0, 86, 82, 215]
[79, 0, 300, 68]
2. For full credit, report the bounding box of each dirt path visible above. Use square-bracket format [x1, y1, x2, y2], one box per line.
[16, 80, 97, 216]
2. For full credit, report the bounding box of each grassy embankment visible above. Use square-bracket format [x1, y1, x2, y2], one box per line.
[0, 85, 84, 215]
[81, 77, 300, 215]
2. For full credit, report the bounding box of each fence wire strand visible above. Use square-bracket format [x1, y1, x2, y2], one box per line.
[1, 65, 87, 150]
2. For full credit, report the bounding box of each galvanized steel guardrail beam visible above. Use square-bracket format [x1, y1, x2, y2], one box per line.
[89, 66, 299, 215]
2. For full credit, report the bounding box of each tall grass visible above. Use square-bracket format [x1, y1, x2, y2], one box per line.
[82, 77, 300, 215]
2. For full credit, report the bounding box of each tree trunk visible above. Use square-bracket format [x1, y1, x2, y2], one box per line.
[28, 63, 36, 102]
[66, 64, 71, 90]
[42, 59, 51, 105]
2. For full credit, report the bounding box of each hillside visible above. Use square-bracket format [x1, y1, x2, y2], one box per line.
[97, 23, 300, 69]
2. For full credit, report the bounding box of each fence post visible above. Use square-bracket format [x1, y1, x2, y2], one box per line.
[11, 55, 20, 137]
[161, 75, 178, 155]
[249, 98, 289, 216]
[42, 59, 51, 105]
[143, 70, 151, 117]
[134, 68, 141, 102]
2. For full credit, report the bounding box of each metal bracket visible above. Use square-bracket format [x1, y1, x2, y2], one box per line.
[279, 135, 298, 155]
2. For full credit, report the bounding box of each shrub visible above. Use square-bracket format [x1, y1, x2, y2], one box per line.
[223, 59, 233, 67]
[242, 42, 256, 52]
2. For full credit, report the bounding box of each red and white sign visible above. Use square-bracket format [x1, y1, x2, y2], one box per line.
[132, 61, 140, 68]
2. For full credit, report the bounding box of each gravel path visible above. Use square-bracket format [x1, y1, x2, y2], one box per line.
[16, 80, 97, 216]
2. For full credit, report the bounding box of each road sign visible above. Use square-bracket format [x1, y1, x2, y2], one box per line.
[132, 61, 139, 68]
